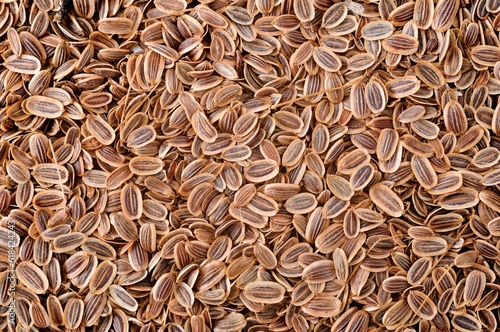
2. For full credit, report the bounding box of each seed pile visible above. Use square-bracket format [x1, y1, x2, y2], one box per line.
[2, 0, 500, 330]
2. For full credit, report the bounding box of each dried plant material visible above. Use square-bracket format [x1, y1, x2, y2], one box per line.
[2, 0, 499, 330]
[369, 183, 404, 217]
[17, 261, 49, 294]
[5, 54, 42, 74]
[244, 281, 285, 304]
[25, 95, 64, 119]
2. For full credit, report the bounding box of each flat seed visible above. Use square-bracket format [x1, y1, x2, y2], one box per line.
[369, 183, 404, 217]
[361, 20, 394, 40]
[5, 54, 41, 74]
[25, 95, 63, 119]
[17, 261, 49, 294]
[411, 155, 438, 189]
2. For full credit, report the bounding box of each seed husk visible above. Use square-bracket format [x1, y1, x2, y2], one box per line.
[2, 0, 499, 330]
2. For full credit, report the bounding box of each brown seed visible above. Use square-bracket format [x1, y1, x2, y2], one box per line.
[415, 60, 445, 89]
[284, 193, 318, 214]
[382, 34, 419, 55]
[302, 294, 341, 317]
[25, 95, 64, 119]
[322, 3, 348, 28]
[64, 298, 84, 329]
[414, 0, 434, 29]
[89, 260, 117, 294]
[302, 260, 335, 283]
[326, 175, 353, 200]
[121, 183, 143, 220]
[412, 237, 448, 257]
[87, 115, 116, 145]
[432, 0, 460, 32]
[32, 164, 69, 184]
[451, 314, 482, 332]
[350, 163, 375, 191]
[464, 270, 486, 306]
[129, 156, 163, 175]
[428, 171, 463, 195]
[17, 261, 49, 294]
[109, 285, 139, 311]
[313, 47, 342, 72]
[97, 17, 134, 34]
[369, 183, 405, 217]
[244, 159, 279, 182]
[411, 155, 438, 189]
[386, 76, 421, 98]
[407, 290, 438, 320]
[471, 45, 500, 66]
[33, 190, 66, 210]
[361, 20, 394, 40]
[377, 129, 399, 161]
[5, 54, 42, 74]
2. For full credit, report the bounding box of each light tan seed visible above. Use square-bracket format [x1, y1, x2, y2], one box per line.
[97, 17, 134, 34]
[129, 156, 163, 175]
[244, 159, 279, 182]
[326, 175, 353, 200]
[32, 164, 69, 184]
[89, 261, 117, 294]
[428, 171, 463, 195]
[87, 115, 116, 145]
[407, 290, 438, 320]
[109, 285, 139, 311]
[382, 34, 418, 55]
[25, 95, 63, 119]
[411, 155, 438, 189]
[121, 183, 143, 220]
[5, 54, 42, 74]
[361, 20, 394, 40]
[386, 76, 420, 98]
[284, 193, 318, 214]
[17, 261, 49, 294]
[369, 183, 404, 217]
[412, 237, 448, 257]
[377, 129, 399, 161]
